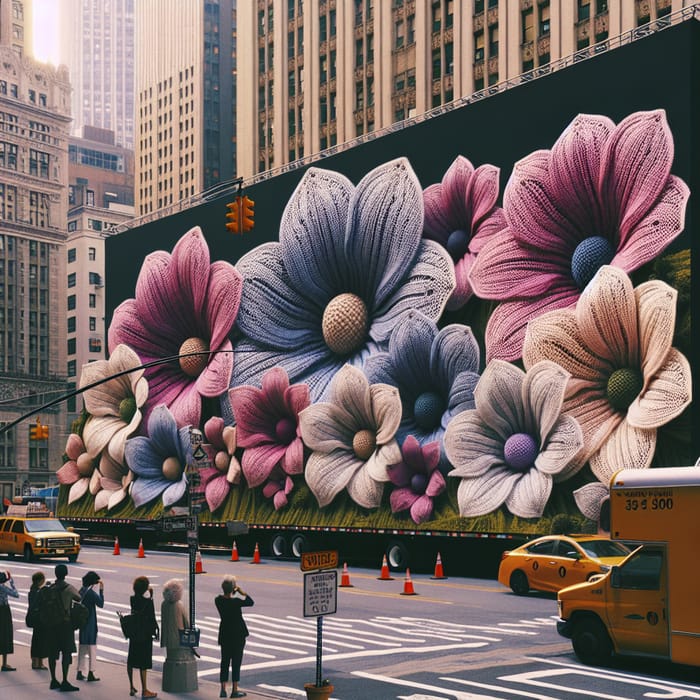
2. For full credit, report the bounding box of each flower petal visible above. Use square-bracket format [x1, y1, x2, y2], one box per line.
[390, 487, 418, 513]
[65, 433, 85, 461]
[68, 478, 89, 504]
[305, 450, 360, 507]
[409, 495, 435, 524]
[444, 411, 503, 478]
[162, 477, 188, 507]
[57, 461, 80, 485]
[370, 383, 402, 445]
[523, 360, 570, 440]
[574, 482, 609, 521]
[473, 360, 525, 440]
[456, 467, 520, 517]
[346, 462, 386, 509]
[504, 468, 552, 518]
[205, 476, 230, 512]
[241, 443, 287, 487]
[299, 403, 355, 452]
[589, 420, 656, 482]
[130, 477, 169, 508]
[535, 414, 584, 479]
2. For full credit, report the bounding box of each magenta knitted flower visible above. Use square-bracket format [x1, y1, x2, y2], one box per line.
[197, 417, 241, 512]
[423, 156, 506, 310]
[262, 467, 295, 510]
[56, 433, 100, 504]
[108, 226, 243, 428]
[388, 436, 446, 524]
[229, 367, 309, 488]
[470, 110, 689, 361]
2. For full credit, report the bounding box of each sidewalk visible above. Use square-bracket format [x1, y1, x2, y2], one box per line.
[0, 657, 285, 700]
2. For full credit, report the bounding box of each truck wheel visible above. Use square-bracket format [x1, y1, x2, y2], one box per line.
[386, 541, 409, 570]
[68, 554, 78, 563]
[509, 570, 529, 595]
[271, 533, 288, 558]
[23, 544, 33, 562]
[572, 617, 612, 664]
[290, 534, 308, 558]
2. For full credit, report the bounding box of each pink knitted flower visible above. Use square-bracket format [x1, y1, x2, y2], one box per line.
[388, 436, 446, 524]
[262, 467, 295, 510]
[108, 227, 243, 428]
[523, 265, 692, 483]
[470, 110, 689, 361]
[57, 433, 101, 505]
[197, 417, 241, 512]
[229, 367, 309, 488]
[423, 156, 506, 310]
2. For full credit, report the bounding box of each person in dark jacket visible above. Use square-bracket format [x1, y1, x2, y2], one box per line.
[76, 571, 104, 682]
[215, 575, 254, 699]
[47, 563, 81, 692]
[126, 576, 158, 698]
[0, 570, 19, 672]
[28, 571, 48, 670]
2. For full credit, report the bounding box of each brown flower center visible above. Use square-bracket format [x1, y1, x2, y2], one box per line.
[322, 293, 368, 356]
[162, 456, 183, 481]
[352, 429, 376, 460]
[179, 337, 209, 377]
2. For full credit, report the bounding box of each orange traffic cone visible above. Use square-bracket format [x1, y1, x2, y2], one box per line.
[230, 540, 239, 562]
[137, 538, 145, 558]
[377, 554, 394, 580]
[195, 549, 205, 574]
[339, 562, 354, 587]
[400, 568, 417, 595]
[430, 552, 447, 580]
[250, 542, 261, 564]
[113, 536, 121, 556]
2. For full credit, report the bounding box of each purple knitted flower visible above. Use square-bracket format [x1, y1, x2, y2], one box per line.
[388, 436, 446, 524]
[108, 226, 243, 428]
[197, 417, 241, 512]
[228, 367, 309, 488]
[469, 110, 689, 361]
[423, 156, 506, 310]
[262, 467, 295, 510]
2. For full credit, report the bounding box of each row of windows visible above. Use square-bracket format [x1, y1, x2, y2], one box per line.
[0, 80, 47, 107]
[67, 316, 97, 333]
[67, 294, 98, 310]
[67, 247, 97, 263]
[67, 337, 102, 354]
[67, 272, 102, 288]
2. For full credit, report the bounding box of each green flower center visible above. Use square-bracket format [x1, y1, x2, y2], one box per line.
[162, 456, 183, 481]
[352, 429, 376, 461]
[413, 391, 444, 430]
[322, 293, 368, 356]
[179, 337, 209, 377]
[119, 397, 137, 423]
[607, 367, 643, 412]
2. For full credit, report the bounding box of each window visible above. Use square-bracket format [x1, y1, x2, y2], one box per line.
[67, 295, 76, 310]
[578, 0, 590, 21]
[539, 2, 550, 36]
[432, 0, 441, 32]
[596, 0, 608, 12]
[89, 317, 96, 332]
[67, 338, 76, 354]
[68, 248, 76, 263]
[474, 30, 484, 61]
[88, 247, 96, 261]
[489, 25, 499, 56]
[394, 19, 404, 48]
[89, 337, 102, 353]
[432, 48, 441, 79]
[522, 7, 534, 42]
[475, 0, 484, 10]
[0, 142, 18, 169]
[527, 540, 556, 555]
[0, 184, 17, 221]
[29, 149, 50, 177]
[89, 294, 96, 308]
[67, 317, 76, 333]
[67, 360, 76, 377]
[89, 272, 101, 285]
[29, 191, 48, 226]
[67, 273, 76, 288]
[614, 549, 663, 591]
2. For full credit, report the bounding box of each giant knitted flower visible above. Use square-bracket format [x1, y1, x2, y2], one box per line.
[56, 433, 101, 504]
[444, 360, 584, 518]
[388, 436, 446, 524]
[423, 155, 506, 309]
[232, 158, 455, 401]
[108, 227, 243, 428]
[298, 364, 402, 509]
[262, 467, 295, 510]
[469, 110, 689, 361]
[80, 344, 148, 468]
[523, 265, 692, 482]
[124, 405, 191, 508]
[363, 310, 479, 472]
[229, 367, 309, 488]
[197, 417, 241, 512]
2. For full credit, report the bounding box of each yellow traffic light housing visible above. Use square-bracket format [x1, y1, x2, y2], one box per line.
[29, 417, 48, 440]
[225, 198, 240, 234]
[241, 196, 255, 232]
[40, 424, 49, 439]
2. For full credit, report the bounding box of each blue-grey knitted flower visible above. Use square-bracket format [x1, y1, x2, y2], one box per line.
[363, 310, 480, 472]
[231, 158, 455, 401]
[124, 405, 192, 508]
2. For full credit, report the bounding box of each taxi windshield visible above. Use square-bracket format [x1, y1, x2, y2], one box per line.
[579, 539, 629, 558]
[24, 519, 67, 533]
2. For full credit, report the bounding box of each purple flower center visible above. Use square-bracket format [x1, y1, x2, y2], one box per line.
[413, 391, 444, 430]
[352, 429, 376, 460]
[446, 229, 469, 261]
[179, 337, 210, 377]
[607, 367, 643, 412]
[410, 473, 428, 494]
[571, 236, 614, 290]
[503, 433, 538, 472]
[162, 456, 183, 481]
[275, 417, 297, 444]
[119, 397, 137, 423]
[322, 293, 368, 355]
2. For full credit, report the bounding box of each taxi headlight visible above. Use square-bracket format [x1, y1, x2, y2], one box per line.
[599, 564, 610, 573]
[557, 600, 563, 617]
[35, 538, 43, 547]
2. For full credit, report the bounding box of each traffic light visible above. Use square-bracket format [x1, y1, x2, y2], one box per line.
[29, 418, 48, 440]
[241, 195, 255, 232]
[40, 424, 49, 439]
[225, 198, 240, 234]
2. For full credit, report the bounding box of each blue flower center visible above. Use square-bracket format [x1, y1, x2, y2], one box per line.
[119, 397, 137, 423]
[413, 392, 444, 430]
[503, 433, 538, 473]
[275, 417, 297, 444]
[607, 367, 643, 412]
[571, 236, 614, 290]
[322, 293, 368, 356]
[446, 229, 469, 261]
[353, 429, 376, 460]
[179, 337, 209, 377]
[410, 473, 428, 494]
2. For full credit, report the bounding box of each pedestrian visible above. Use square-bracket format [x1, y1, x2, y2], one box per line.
[0, 570, 18, 672]
[215, 575, 254, 699]
[28, 571, 48, 670]
[47, 563, 81, 692]
[126, 576, 158, 698]
[76, 571, 104, 682]
[160, 579, 196, 692]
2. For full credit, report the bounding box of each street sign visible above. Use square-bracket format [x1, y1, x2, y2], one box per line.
[303, 570, 337, 617]
[161, 515, 198, 532]
[300, 549, 338, 572]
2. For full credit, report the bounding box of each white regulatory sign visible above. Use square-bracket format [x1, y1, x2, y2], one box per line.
[303, 570, 337, 618]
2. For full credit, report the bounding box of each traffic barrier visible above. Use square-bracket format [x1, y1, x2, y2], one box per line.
[339, 562, 353, 587]
[113, 536, 121, 556]
[195, 549, 205, 574]
[377, 554, 394, 580]
[250, 542, 261, 564]
[400, 568, 417, 595]
[230, 539, 239, 562]
[137, 538, 145, 558]
[430, 552, 447, 579]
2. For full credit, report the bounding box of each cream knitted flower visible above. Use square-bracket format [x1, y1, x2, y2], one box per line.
[299, 365, 402, 509]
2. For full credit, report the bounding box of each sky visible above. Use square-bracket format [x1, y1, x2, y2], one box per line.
[32, 0, 61, 65]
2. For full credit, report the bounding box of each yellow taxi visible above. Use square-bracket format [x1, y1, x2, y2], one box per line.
[497, 534, 629, 595]
[0, 502, 80, 562]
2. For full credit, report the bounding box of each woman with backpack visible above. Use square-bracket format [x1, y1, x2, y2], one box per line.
[0, 570, 19, 672]
[126, 576, 158, 698]
[28, 571, 48, 670]
[76, 570, 104, 682]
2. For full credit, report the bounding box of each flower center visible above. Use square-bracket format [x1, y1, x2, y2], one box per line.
[162, 456, 183, 481]
[410, 473, 428, 494]
[76, 452, 94, 478]
[179, 337, 210, 377]
[322, 293, 368, 356]
[571, 236, 614, 290]
[607, 367, 644, 412]
[352, 429, 376, 460]
[119, 397, 137, 423]
[275, 417, 297, 444]
[503, 433, 538, 473]
[214, 451, 229, 473]
[413, 391, 444, 430]
[446, 229, 469, 261]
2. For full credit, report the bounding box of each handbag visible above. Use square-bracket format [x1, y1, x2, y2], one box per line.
[70, 601, 89, 630]
[117, 611, 137, 639]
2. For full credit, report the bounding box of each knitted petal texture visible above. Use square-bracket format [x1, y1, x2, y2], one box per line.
[444, 360, 583, 518]
[233, 158, 455, 401]
[523, 265, 692, 483]
[469, 110, 689, 362]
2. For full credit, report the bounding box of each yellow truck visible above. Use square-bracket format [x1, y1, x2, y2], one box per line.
[557, 466, 700, 667]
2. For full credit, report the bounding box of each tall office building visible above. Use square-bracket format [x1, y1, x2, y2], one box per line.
[236, 0, 684, 178]
[59, 0, 135, 150]
[0, 0, 72, 500]
[134, 0, 236, 215]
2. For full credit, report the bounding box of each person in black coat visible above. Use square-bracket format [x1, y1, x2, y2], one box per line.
[28, 571, 48, 669]
[215, 576, 254, 699]
[126, 576, 158, 698]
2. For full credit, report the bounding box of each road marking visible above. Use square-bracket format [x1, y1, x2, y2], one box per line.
[442, 677, 565, 699]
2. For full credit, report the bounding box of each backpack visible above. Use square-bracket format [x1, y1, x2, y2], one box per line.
[38, 583, 70, 628]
